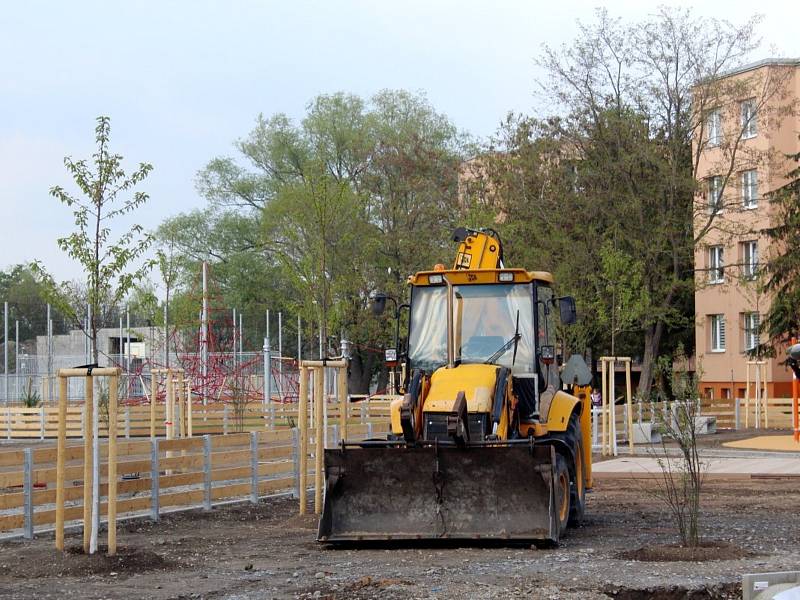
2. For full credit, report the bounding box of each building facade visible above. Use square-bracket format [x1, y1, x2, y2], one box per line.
[694, 58, 800, 399]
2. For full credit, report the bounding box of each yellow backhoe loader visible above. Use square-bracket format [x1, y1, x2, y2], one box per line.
[319, 227, 593, 544]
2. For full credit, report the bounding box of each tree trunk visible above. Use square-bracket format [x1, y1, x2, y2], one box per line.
[348, 350, 378, 394]
[375, 366, 389, 395]
[638, 321, 665, 399]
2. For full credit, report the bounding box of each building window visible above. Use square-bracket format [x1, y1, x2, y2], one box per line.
[707, 109, 722, 147]
[742, 170, 758, 209]
[710, 314, 726, 352]
[708, 245, 724, 283]
[743, 312, 760, 352]
[740, 99, 757, 139]
[708, 176, 723, 213]
[741, 240, 758, 279]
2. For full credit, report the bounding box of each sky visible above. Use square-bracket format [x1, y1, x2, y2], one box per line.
[0, 0, 797, 286]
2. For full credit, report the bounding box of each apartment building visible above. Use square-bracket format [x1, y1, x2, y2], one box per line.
[694, 58, 800, 399]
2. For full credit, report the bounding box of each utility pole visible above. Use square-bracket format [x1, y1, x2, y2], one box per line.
[278, 311, 283, 386]
[232, 308, 237, 367]
[47, 304, 52, 401]
[15, 320, 19, 401]
[3, 302, 8, 404]
[126, 305, 131, 374]
[201, 261, 208, 402]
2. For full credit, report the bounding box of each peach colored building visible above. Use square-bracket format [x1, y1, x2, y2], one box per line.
[694, 58, 800, 399]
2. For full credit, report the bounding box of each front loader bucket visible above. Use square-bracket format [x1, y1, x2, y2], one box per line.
[318, 443, 558, 543]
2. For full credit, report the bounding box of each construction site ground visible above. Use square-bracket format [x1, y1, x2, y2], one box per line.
[2, 430, 800, 599]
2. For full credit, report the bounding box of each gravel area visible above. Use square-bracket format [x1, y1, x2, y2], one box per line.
[1, 471, 799, 599]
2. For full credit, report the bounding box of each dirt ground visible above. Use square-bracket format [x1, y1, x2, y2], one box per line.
[1, 471, 799, 600]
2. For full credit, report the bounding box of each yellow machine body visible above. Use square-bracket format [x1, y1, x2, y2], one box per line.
[423, 364, 497, 413]
[320, 227, 593, 545]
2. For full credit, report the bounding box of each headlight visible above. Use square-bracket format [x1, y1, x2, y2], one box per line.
[498, 272, 514, 282]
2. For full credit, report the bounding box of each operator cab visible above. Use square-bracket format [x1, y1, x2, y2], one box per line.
[405, 266, 576, 432]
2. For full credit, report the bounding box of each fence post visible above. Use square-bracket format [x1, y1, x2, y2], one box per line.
[150, 438, 160, 522]
[269, 391, 276, 430]
[331, 423, 339, 447]
[107, 372, 119, 557]
[250, 431, 259, 505]
[264, 341, 274, 430]
[81, 403, 86, 439]
[23, 447, 33, 540]
[314, 367, 324, 515]
[291, 427, 300, 499]
[55, 375, 68, 551]
[186, 382, 193, 438]
[298, 365, 310, 515]
[39, 406, 45, 440]
[82, 379, 94, 554]
[125, 407, 131, 439]
[360, 402, 366, 424]
[175, 383, 183, 438]
[223, 404, 229, 435]
[735, 397, 741, 430]
[367, 422, 373, 439]
[203, 435, 212, 511]
[622, 404, 627, 442]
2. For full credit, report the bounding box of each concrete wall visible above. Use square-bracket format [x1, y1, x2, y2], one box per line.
[34, 326, 164, 372]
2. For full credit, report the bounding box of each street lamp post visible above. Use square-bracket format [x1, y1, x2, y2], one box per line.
[371, 292, 409, 394]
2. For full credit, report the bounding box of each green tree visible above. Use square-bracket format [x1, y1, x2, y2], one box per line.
[472, 110, 688, 388]
[470, 8, 787, 396]
[263, 170, 376, 359]
[126, 282, 160, 326]
[762, 146, 800, 345]
[156, 208, 290, 351]
[0, 264, 65, 342]
[594, 238, 650, 356]
[184, 90, 465, 391]
[36, 116, 154, 363]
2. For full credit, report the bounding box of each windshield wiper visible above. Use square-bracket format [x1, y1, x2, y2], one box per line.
[483, 311, 521, 365]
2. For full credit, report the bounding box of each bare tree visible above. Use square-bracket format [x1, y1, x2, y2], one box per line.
[648, 350, 707, 547]
[534, 7, 796, 397]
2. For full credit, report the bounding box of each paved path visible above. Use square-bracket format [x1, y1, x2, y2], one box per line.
[593, 455, 800, 477]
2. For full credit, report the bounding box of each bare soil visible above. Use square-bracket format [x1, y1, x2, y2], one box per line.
[1, 476, 799, 599]
[617, 541, 752, 562]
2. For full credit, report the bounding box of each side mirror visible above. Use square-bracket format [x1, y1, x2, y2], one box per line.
[558, 296, 577, 325]
[789, 343, 800, 361]
[371, 293, 387, 316]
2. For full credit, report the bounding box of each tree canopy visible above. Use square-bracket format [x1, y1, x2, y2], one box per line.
[463, 8, 774, 396]
[762, 146, 800, 346]
[35, 116, 154, 363]
[160, 90, 468, 391]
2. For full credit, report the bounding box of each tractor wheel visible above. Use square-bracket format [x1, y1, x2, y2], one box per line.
[566, 414, 586, 526]
[554, 453, 571, 538]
